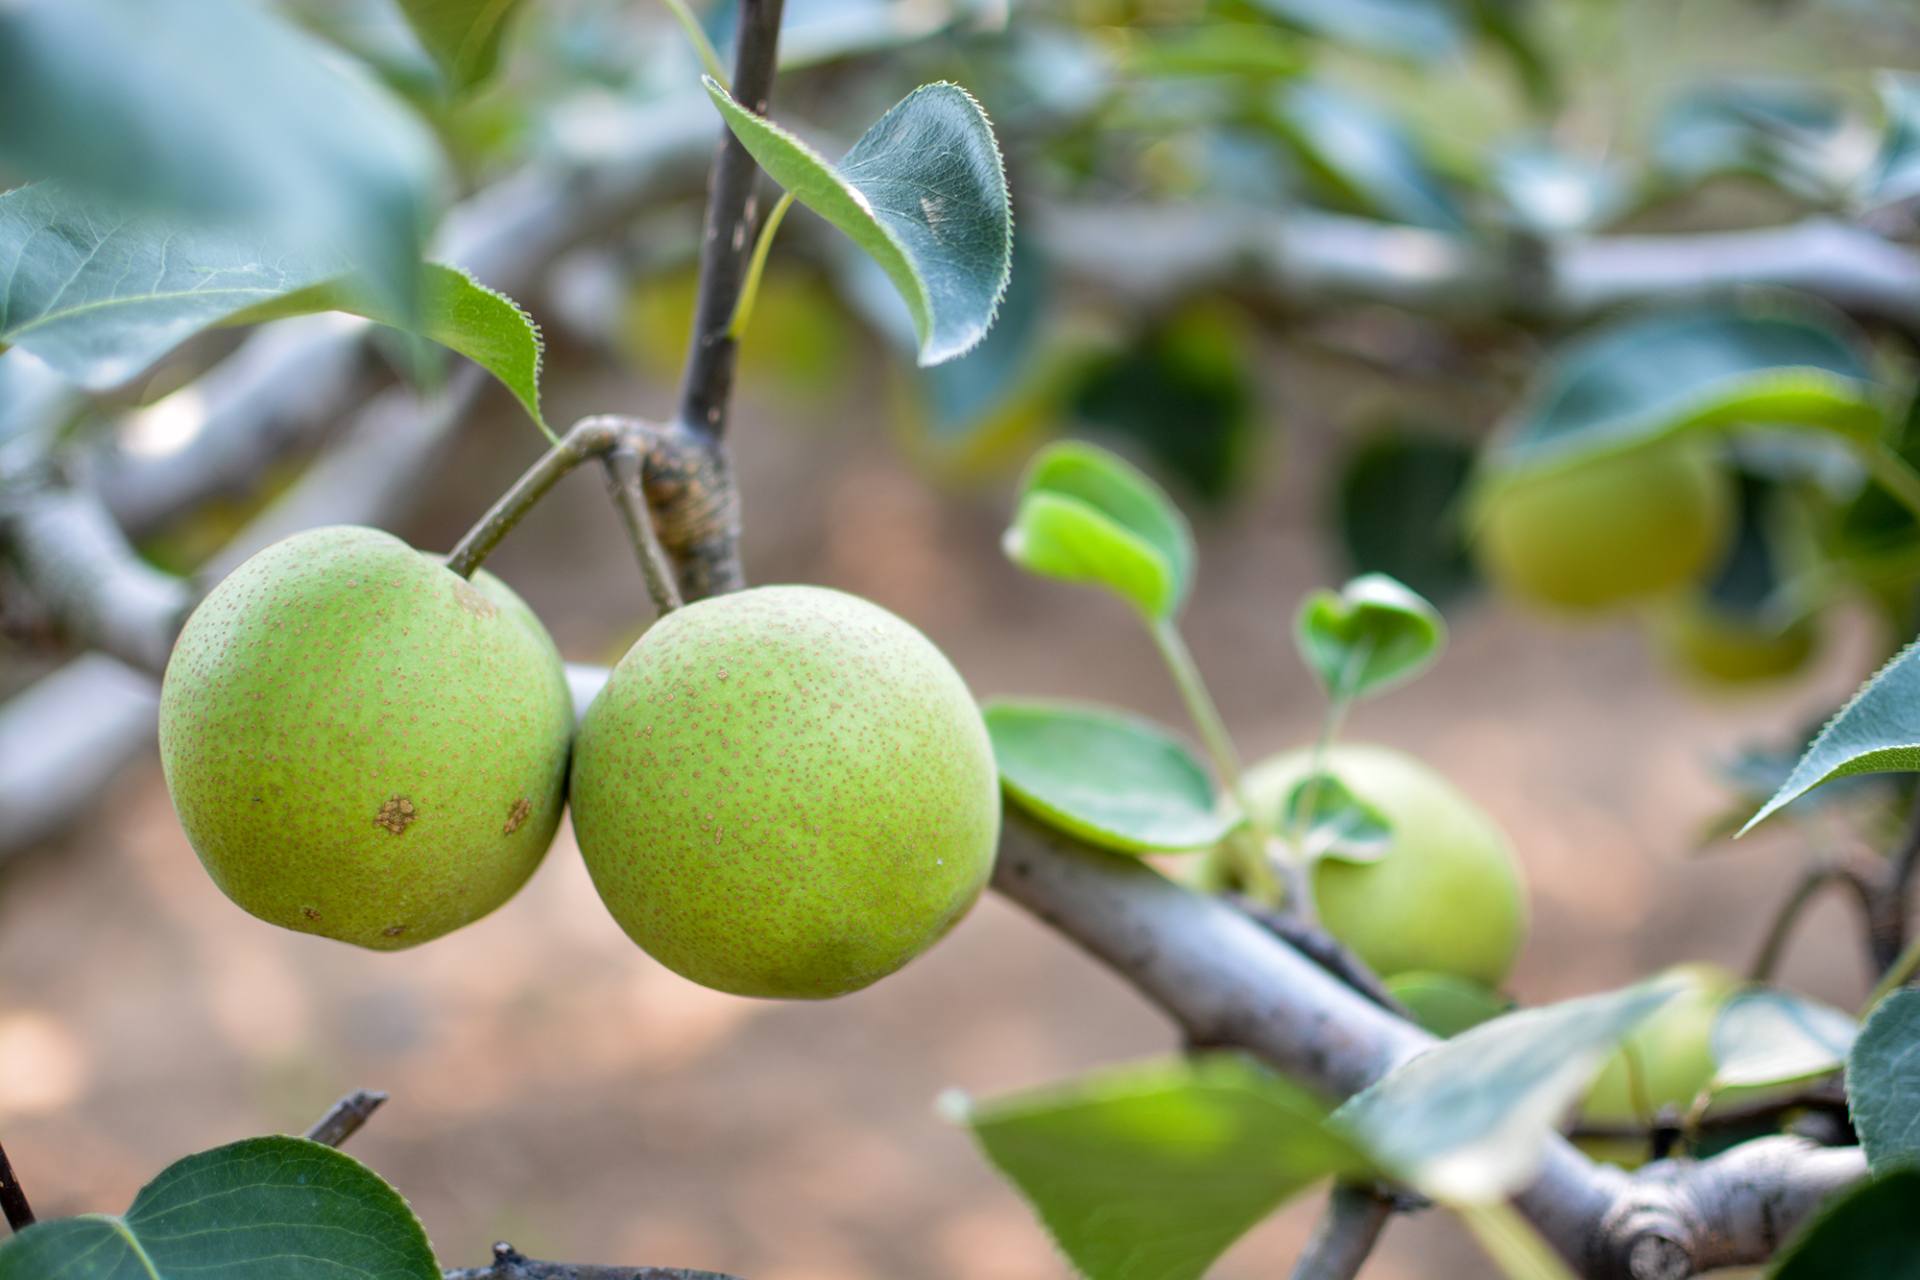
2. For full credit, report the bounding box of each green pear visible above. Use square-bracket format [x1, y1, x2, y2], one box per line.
[1244, 744, 1527, 987]
[159, 525, 573, 949]
[1578, 962, 1738, 1166]
[1474, 443, 1732, 614]
[569, 585, 1001, 999]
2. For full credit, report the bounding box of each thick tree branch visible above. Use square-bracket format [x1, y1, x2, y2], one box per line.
[1034, 204, 1920, 333]
[987, 814, 1866, 1277]
[0, 476, 193, 676]
[1290, 1183, 1394, 1280]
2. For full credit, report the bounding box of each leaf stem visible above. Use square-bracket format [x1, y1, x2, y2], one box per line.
[659, 0, 731, 88]
[727, 191, 794, 341]
[1857, 436, 1920, 526]
[1150, 618, 1282, 906]
[1864, 931, 1920, 1014]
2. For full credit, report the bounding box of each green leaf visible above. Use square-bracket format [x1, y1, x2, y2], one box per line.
[1769, 1168, 1920, 1279]
[704, 78, 1011, 366]
[235, 264, 549, 437]
[1385, 972, 1512, 1039]
[1741, 638, 1920, 833]
[1003, 441, 1196, 620]
[1124, 25, 1304, 81]
[1244, 0, 1466, 63]
[1494, 305, 1883, 471]
[0, 189, 547, 433]
[1710, 988, 1856, 1089]
[1457, 1202, 1581, 1280]
[1334, 430, 1479, 608]
[0, 0, 438, 320]
[1284, 772, 1393, 864]
[954, 1055, 1369, 1280]
[1295, 573, 1446, 702]
[0, 1135, 438, 1279]
[1267, 82, 1466, 231]
[1653, 81, 1857, 201]
[1863, 72, 1920, 209]
[985, 700, 1234, 854]
[1335, 981, 1678, 1203]
[1490, 143, 1626, 236]
[1847, 988, 1920, 1174]
[394, 0, 527, 94]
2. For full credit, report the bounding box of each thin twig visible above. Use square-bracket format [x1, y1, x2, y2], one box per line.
[442, 1242, 741, 1280]
[674, 0, 787, 443]
[601, 448, 684, 615]
[0, 1140, 35, 1232]
[445, 418, 624, 578]
[1290, 1183, 1395, 1280]
[1748, 858, 1870, 982]
[303, 1090, 389, 1149]
[1231, 896, 1409, 1019]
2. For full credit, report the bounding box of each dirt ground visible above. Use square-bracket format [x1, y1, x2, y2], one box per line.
[0, 350, 1886, 1278]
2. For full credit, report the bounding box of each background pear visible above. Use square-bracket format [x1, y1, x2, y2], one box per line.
[1244, 743, 1528, 987]
[569, 585, 1000, 999]
[159, 525, 574, 949]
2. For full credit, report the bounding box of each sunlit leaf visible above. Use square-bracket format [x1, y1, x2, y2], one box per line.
[1491, 142, 1627, 236]
[1653, 80, 1861, 201]
[1847, 988, 1920, 1174]
[1769, 1168, 1920, 1279]
[704, 77, 1011, 366]
[954, 1055, 1369, 1280]
[1268, 82, 1466, 231]
[1124, 25, 1304, 81]
[1336, 981, 1678, 1203]
[1004, 441, 1195, 620]
[1457, 1202, 1581, 1280]
[1245, 0, 1465, 63]
[0, 188, 548, 433]
[1862, 72, 1920, 210]
[1742, 638, 1920, 832]
[1710, 988, 1855, 1088]
[394, 0, 528, 94]
[0, 0, 438, 319]
[0, 1136, 437, 1279]
[985, 700, 1234, 854]
[1494, 306, 1883, 471]
[1295, 573, 1446, 702]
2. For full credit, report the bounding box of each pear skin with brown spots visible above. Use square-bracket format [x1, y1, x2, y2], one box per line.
[569, 586, 1000, 998]
[158, 526, 574, 949]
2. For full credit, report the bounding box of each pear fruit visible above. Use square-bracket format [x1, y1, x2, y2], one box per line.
[1577, 963, 1738, 1167]
[569, 585, 1000, 999]
[1474, 443, 1732, 614]
[158, 526, 573, 949]
[1244, 744, 1527, 987]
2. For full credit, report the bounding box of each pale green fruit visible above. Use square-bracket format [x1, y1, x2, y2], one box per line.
[1244, 745, 1527, 987]
[569, 585, 1001, 999]
[1474, 444, 1733, 614]
[158, 526, 573, 950]
[1578, 963, 1737, 1167]
[1650, 598, 1818, 687]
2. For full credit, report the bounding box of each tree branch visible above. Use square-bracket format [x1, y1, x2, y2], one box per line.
[444, 1242, 740, 1280]
[1290, 1183, 1395, 1280]
[675, 0, 787, 444]
[0, 1140, 35, 1233]
[304, 1090, 389, 1148]
[1033, 204, 1920, 333]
